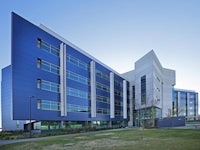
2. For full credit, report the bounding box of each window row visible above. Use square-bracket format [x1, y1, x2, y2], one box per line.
[67, 70, 89, 85]
[115, 100, 122, 106]
[67, 54, 89, 71]
[37, 58, 60, 75]
[114, 80, 123, 87]
[37, 79, 124, 99]
[115, 110, 122, 116]
[37, 38, 60, 57]
[96, 82, 109, 92]
[68, 104, 89, 112]
[37, 79, 60, 93]
[97, 108, 109, 115]
[114, 89, 122, 96]
[67, 87, 89, 100]
[96, 69, 109, 80]
[37, 99, 60, 111]
[96, 95, 110, 103]
[37, 58, 89, 86]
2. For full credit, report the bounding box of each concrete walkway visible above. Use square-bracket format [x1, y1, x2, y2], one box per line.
[0, 133, 74, 145]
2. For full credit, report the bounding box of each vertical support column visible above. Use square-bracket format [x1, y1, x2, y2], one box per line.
[177, 92, 180, 117]
[110, 72, 115, 118]
[123, 80, 127, 119]
[195, 93, 198, 119]
[60, 43, 67, 116]
[90, 61, 96, 118]
[187, 93, 190, 118]
[128, 84, 133, 126]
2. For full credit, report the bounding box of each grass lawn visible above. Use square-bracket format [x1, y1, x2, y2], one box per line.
[0, 128, 200, 150]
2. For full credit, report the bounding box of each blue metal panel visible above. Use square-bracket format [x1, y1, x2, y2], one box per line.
[10, 12, 128, 123]
[12, 13, 62, 120]
[1, 66, 26, 130]
[155, 117, 185, 128]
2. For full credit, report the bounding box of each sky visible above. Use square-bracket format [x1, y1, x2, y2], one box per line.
[0, 0, 200, 126]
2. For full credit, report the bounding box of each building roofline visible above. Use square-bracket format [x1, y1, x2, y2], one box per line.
[174, 88, 197, 93]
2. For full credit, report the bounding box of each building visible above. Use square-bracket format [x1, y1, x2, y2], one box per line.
[122, 51, 176, 126]
[173, 88, 198, 120]
[1, 12, 130, 131]
[1, 13, 199, 131]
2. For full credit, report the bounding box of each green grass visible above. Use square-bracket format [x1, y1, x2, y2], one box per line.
[0, 128, 200, 150]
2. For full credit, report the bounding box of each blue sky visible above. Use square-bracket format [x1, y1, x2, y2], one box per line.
[0, 0, 200, 125]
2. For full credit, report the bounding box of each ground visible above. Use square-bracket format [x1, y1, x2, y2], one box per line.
[0, 128, 200, 150]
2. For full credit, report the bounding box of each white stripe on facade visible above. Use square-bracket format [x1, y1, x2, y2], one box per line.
[187, 93, 189, 117]
[110, 72, 115, 118]
[196, 94, 198, 119]
[123, 80, 127, 119]
[60, 43, 67, 116]
[177, 91, 180, 116]
[90, 61, 96, 118]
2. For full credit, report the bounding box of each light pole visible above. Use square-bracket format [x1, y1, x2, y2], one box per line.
[29, 96, 34, 138]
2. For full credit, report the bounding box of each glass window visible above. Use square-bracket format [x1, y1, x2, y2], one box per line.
[67, 54, 89, 71]
[68, 104, 89, 112]
[37, 79, 60, 93]
[97, 95, 110, 103]
[37, 99, 60, 111]
[141, 75, 146, 105]
[115, 110, 122, 116]
[37, 38, 60, 57]
[41, 61, 50, 72]
[96, 82, 109, 92]
[67, 87, 89, 100]
[37, 59, 60, 75]
[96, 69, 109, 80]
[97, 108, 109, 115]
[37, 79, 41, 89]
[37, 58, 41, 68]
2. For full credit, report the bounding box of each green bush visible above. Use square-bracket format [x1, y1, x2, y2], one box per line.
[0, 132, 13, 140]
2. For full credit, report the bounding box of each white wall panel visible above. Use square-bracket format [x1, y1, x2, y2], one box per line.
[110, 72, 115, 118]
[60, 43, 67, 116]
[123, 80, 127, 119]
[90, 61, 96, 118]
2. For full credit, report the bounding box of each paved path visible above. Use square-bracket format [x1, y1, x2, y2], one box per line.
[0, 134, 74, 145]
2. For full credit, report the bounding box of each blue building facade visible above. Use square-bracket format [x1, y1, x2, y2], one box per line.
[1, 13, 130, 130]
